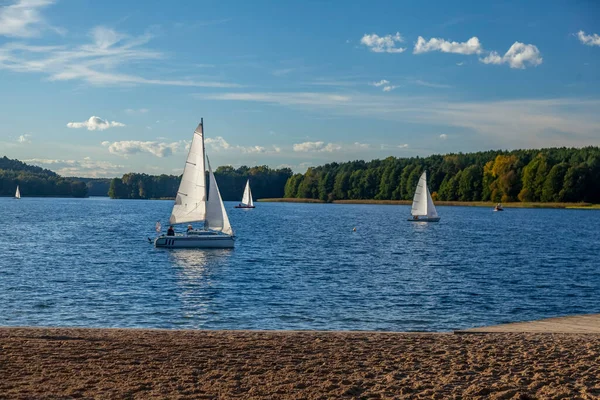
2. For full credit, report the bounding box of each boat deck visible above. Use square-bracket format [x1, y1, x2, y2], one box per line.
[455, 313, 600, 333]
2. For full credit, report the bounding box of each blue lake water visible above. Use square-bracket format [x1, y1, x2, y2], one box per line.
[1, 197, 599, 332]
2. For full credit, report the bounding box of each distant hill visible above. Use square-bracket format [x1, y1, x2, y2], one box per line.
[0, 156, 87, 197]
[0, 156, 58, 177]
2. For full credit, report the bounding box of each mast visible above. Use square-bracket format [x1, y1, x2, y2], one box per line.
[201, 118, 205, 191]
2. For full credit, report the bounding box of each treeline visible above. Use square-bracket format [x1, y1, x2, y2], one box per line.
[108, 165, 293, 200]
[0, 156, 88, 197]
[284, 147, 600, 203]
[75, 178, 112, 196]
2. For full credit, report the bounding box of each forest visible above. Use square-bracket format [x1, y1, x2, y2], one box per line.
[5, 146, 600, 203]
[284, 147, 600, 203]
[108, 165, 293, 200]
[0, 156, 88, 197]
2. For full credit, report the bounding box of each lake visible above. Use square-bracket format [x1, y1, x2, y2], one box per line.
[1, 197, 599, 331]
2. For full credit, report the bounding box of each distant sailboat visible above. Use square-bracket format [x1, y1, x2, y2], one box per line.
[408, 171, 440, 222]
[154, 119, 234, 248]
[15, 185, 21, 199]
[235, 179, 255, 209]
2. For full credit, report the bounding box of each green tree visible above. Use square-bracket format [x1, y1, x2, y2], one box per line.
[541, 163, 569, 202]
[333, 171, 350, 200]
[458, 165, 482, 201]
[284, 174, 303, 198]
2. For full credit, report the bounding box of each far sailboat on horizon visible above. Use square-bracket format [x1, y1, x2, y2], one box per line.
[408, 171, 440, 222]
[15, 185, 21, 199]
[235, 179, 255, 209]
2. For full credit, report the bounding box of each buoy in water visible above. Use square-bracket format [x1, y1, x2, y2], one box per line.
[353, 227, 357, 232]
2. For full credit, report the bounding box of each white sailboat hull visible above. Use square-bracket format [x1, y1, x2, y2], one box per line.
[407, 216, 440, 222]
[154, 232, 234, 248]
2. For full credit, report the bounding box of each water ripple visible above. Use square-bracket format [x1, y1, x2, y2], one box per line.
[0, 197, 599, 331]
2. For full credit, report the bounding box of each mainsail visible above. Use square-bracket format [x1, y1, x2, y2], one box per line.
[241, 179, 254, 207]
[206, 157, 233, 235]
[410, 172, 428, 216]
[15, 185, 20, 199]
[170, 123, 207, 224]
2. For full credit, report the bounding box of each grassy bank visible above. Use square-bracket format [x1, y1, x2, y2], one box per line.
[258, 198, 600, 209]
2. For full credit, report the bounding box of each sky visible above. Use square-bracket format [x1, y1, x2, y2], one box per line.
[0, 0, 599, 178]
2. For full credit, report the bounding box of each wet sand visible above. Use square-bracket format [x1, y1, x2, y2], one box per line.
[1, 327, 599, 399]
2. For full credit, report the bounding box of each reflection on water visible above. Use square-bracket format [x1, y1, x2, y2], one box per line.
[169, 249, 232, 328]
[169, 248, 232, 271]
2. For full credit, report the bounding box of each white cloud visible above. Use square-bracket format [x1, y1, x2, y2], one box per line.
[414, 36, 482, 55]
[205, 91, 600, 148]
[439, 134, 448, 140]
[577, 31, 600, 47]
[0, 24, 241, 88]
[17, 133, 31, 143]
[414, 79, 452, 89]
[24, 157, 126, 177]
[456, 62, 465, 66]
[205, 136, 231, 150]
[354, 142, 370, 149]
[205, 136, 280, 154]
[125, 108, 149, 114]
[480, 42, 542, 69]
[0, 0, 55, 38]
[372, 79, 389, 87]
[360, 32, 406, 53]
[398, 144, 409, 148]
[293, 141, 342, 152]
[241, 145, 266, 154]
[102, 140, 184, 157]
[67, 116, 125, 131]
[371, 79, 397, 92]
[202, 92, 350, 107]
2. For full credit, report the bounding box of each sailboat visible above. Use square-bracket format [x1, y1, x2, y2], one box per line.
[408, 171, 440, 222]
[15, 185, 21, 199]
[234, 179, 255, 208]
[154, 119, 234, 248]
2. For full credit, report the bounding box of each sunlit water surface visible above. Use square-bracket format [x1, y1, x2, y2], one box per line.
[1, 197, 599, 331]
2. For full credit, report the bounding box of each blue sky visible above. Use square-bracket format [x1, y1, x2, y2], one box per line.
[0, 0, 599, 177]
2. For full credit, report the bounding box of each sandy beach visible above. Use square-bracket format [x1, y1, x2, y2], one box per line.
[1, 327, 599, 399]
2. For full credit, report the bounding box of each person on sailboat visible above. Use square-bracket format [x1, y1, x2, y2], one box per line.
[187, 224, 193, 233]
[167, 226, 175, 236]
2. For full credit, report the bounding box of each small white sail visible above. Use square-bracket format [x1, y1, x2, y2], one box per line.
[170, 123, 207, 225]
[15, 185, 21, 199]
[241, 179, 254, 207]
[205, 157, 233, 235]
[410, 172, 428, 216]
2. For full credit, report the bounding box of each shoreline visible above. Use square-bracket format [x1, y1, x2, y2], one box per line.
[2, 325, 599, 398]
[259, 198, 600, 209]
